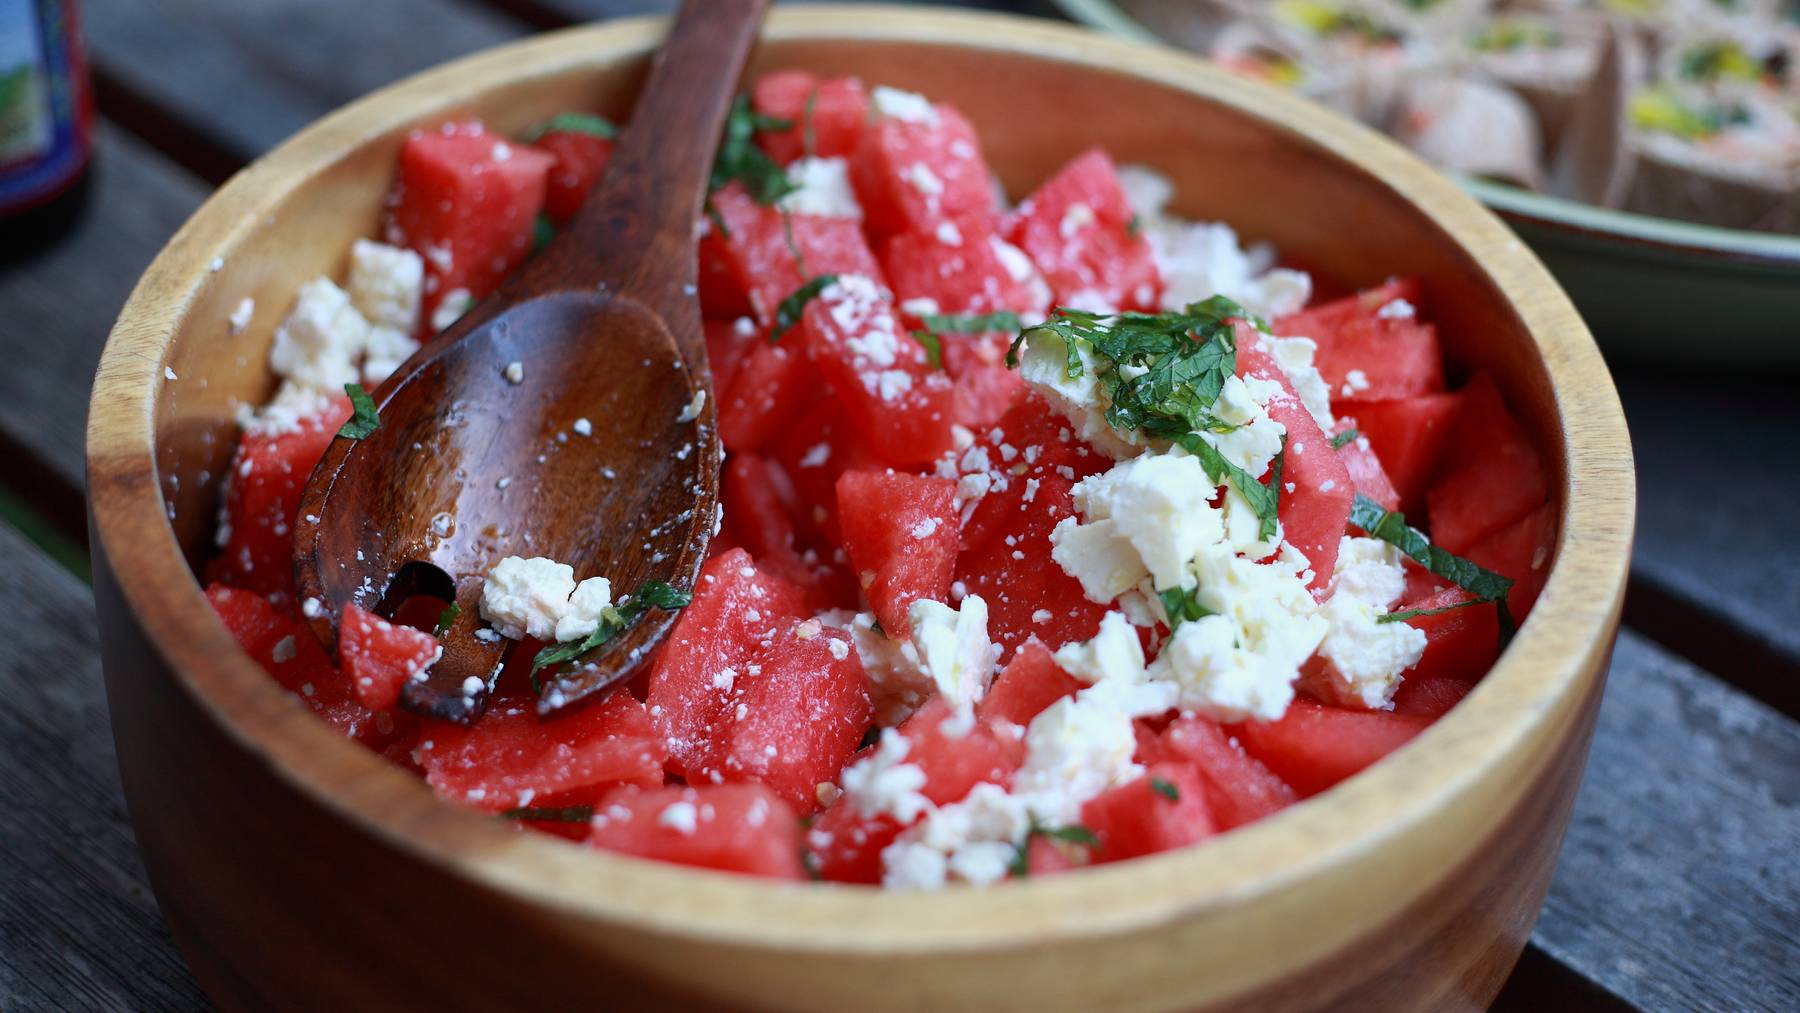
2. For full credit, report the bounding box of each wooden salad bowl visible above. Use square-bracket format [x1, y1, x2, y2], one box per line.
[87, 7, 1635, 1011]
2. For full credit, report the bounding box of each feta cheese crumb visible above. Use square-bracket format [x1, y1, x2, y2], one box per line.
[840, 730, 933, 823]
[908, 596, 1000, 710]
[503, 361, 524, 385]
[871, 86, 939, 125]
[269, 277, 371, 392]
[658, 801, 699, 835]
[778, 156, 862, 219]
[553, 576, 614, 643]
[346, 239, 425, 332]
[572, 417, 593, 436]
[479, 556, 576, 641]
[677, 389, 706, 423]
[228, 297, 255, 335]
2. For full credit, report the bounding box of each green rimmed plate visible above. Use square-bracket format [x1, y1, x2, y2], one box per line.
[1054, 0, 1800, 365]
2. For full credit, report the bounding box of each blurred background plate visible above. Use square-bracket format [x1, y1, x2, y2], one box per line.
[1054, 0, 1800, 367]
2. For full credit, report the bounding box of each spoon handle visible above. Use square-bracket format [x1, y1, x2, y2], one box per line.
[509, 0, 770, 368]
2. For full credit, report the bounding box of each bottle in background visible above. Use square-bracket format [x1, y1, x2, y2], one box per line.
[1, 0, 93, 258]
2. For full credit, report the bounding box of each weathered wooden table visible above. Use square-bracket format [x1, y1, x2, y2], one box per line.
[2, 2, 1794, 1009]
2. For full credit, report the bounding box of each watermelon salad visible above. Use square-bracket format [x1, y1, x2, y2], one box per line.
[203, 72, 1556, 889]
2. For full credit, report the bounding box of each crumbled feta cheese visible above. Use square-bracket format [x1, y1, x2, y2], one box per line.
[1262, 335, 1335, 432]
[1052, 611, 1147, 685]
[1059, 201, 1097, 239]
[503, 361, 524, 385]
[1342, 368, 1371, 398]
[871, 86, 939, 125]
[677, 389, 706, 423]
[1376, 298, 1416, 320]
[431, 288, 472, 331]
[935, 220, 963, 246]
[553, 576, 614, 643]
[1194, 375, 1287, 478]
[882, 783, 1029, 890]
[908, 595, 1000, 710]
[1011, 685, 1146, 825]
[1136, 213, 1312, 320]
[362, 324, 420, 385]
[903, 162, 943, 196]
[228, 297, 255, 335]
[658, 800, 699, 835]
[899, 297, 941, 319]
[572, 417, 593, 436]
[1313, 592, 1426, 710]
[346, 239, 425, 332]
[235, 381, 333, 437]
[479, 556, 576, 641]
[778, 156, 862, 218]
[840, 730, 933, 823]
[1058, 453, 1225, 592]
[1014, 327, 1142, 459]
[269, 277, 371, 391]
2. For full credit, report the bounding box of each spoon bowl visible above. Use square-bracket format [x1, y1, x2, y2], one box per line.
[292, 0, 764, 719]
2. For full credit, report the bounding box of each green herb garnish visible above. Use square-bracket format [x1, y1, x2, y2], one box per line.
[1378, 599, 1485, 624]
[1349, 493, 1516, 639]
[433, 602, 460, 639]
[338, 383, 380, 439]
[769, 274, 838, 343]
[909, 329, 944, 370]
[1150, 777, 1180, 801]
[919, 310, 1023, 335]
[501, 804, 595, 822]
[529, 579, 693, 685]
[531, 213, 556, 253]
[711, 94, 796, 205]
[1006, 297, 1283, 540]
[1159, 586, 1214, 632]
[1126, 213, 1142, 236]
[1330, 428, 1359, 450]
[523, 112, 619, 142]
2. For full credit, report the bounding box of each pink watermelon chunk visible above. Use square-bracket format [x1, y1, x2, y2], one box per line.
[1333, 422, 1401, 512]
[383, 121, 553, 329]
[850, 100, 996, 236]
[1275, 278, 1442, 402]
[1231, 700, 1430, 798]
[719, 340, 819, 454]
[415, 687, 666, 812]
[1341, 392, 1462, 515]
[704, 182, 886, 328]
[1004, 147, 1159, 312]
[1466, 501, 1558, 621]
[836, 469, 959, 637]
[977, 638, 1083, 727]
[1425, 372, 1549, 555]
[645, 548, 808, 777]
[1158, 715, 1299, 831]
[536, 128, 614, 225]
[1398, 585, 1500, 684]
[1237, 327, 1354, 592]
[207, 394, 352, 604]
[338, 602, 441, 712]
[753, 71, 870, 164]
[587, 783, 806, 880]
[1080, 762, 1214, 863]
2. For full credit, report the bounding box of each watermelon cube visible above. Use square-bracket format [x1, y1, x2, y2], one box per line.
[705, 316, 761, 397]
[209, 393, 352, 603]
[850, 101, 996, 236]
[977, 638, 1083, 727]
[338, 602, 442, 712]
[1342, 392, 1461, 515]
[1333, 423, 1401, 512]
[1425, 372, 1549, 555]
[1080, 762, 1214, 863]
[722, 454, 855, 612]
[880, 213, 1051, 321]
[1390, 675, 1474, 718]
[645, 548, 808, 777]
[1232, 700, 1430, 798]
[205, 584, 292, 660]
[1275, 278, 1442, 402]
[704, 182, 885, 329]
[836, 469, 959, 636]
[1158, 715, 1298, 831]
[768, 397, 887, 550]
[536, 128, 614, 225]
[1466, 501, 1558, 621]
[753, 71, 870, 164]
[383, 121, 553, 329]
[1398, 585, 1500, 684]
[707, 619, 873, 812]
[1004, 148, 1159, 312]
[1238, 328, 1354, 591]
[587, 783, 806, 880]
[415, 687, 666, 812]
[800, 275, 957, 467]
[719, 340, 818, 453]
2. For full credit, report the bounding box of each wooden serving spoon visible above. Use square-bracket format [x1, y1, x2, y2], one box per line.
[293, 0, 767, 724]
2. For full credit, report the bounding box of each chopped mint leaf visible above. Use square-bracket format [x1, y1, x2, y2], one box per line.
[1349, 493, 1516, 639]
[1008, 821, 1100, 878]
[1150, 777, 1180, 801]
[1040, 824, 1100, 847]
[529, 578, 693, 683]
[1126, 213, 1142, 236]
[501, 804, 595, 822]
[1330, 428, 1359, 450]
[919, 310, 1023, 336]
[801, 848, 823, 881]
[1158, 585, 1214, 632]
[770, 274, 837, 343]
[523, 112, 619, 142]
[781, 210, 809, 277]
[531, 213, 556, 253]
[338, 383, 380, 439]
[1378, 599, 1486, 624]
[710, 94, 795, 206]
[1007, 298, 1283, 539]
[704, 197, 730, 240]
[909, 329, 944, 370]
[433, 602, 460, 639]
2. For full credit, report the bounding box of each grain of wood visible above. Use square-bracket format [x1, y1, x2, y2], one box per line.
[85, 0, 526, 164]
[1533, 630, 1800, 1010]
[0, 125, 204, 490]
[0, 524, 207, 1010]
[1617, 370, 1800, 668]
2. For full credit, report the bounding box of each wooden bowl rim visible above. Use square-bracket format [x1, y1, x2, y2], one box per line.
[87, 5, 1635, 954]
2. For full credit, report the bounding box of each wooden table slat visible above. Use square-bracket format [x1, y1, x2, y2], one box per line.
[0, 525, 207, 1010]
